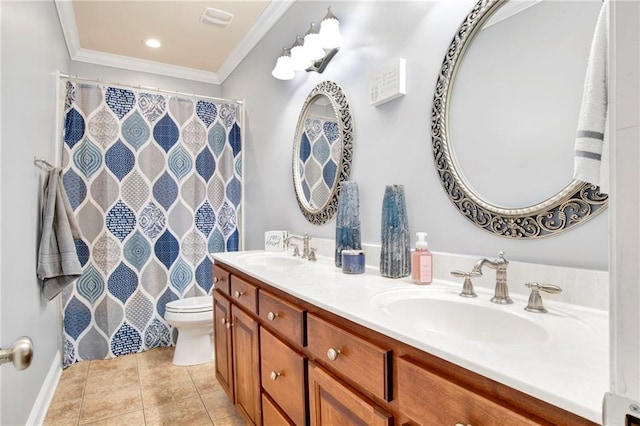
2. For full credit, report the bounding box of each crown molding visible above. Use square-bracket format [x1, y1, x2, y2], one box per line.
[54, 0, 295, 85]
[216, 0, 296, 82]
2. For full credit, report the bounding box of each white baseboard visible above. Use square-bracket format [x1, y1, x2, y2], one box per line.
[26, 351, 61, 426]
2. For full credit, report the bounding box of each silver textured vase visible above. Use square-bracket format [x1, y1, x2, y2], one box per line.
[380, 185, 410, 278]
[335, 181, 362, 267]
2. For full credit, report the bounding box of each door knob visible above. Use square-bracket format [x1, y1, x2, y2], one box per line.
[0, 336, 33, 370]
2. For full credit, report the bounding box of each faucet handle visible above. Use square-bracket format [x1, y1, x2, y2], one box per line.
[451, 270, 478, 298]
[308, 247, 317, 261]
[291, 244, 300, 257]
[524, 282, 562, 313]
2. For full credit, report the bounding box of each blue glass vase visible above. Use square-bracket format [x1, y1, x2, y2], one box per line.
[335, 181, 362, 267]
[380, 185, 410, 278]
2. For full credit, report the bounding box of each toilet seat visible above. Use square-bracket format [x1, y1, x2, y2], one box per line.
[166, 296, 212, 314]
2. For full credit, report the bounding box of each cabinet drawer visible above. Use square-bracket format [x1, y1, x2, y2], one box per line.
[260, 328, 306, 426]
[213, 265, 230, 296]
[397, 356, 540, 425]
[308, 363, 392, 426]
[259, 290, 306, 348]
[307, 314, 391, 401]
[230, 275, 258, 315]
[262, 393, 294, 426]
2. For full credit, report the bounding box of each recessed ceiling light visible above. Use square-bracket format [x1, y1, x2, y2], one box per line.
[144, 38, 162, 48]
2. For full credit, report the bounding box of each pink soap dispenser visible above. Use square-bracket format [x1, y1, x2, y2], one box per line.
[411, 232, 433, 284]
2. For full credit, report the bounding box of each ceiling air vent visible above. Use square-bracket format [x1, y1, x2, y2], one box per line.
[200, 7, 234, 28]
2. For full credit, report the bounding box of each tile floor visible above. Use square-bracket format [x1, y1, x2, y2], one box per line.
[43, 347, 246, 425]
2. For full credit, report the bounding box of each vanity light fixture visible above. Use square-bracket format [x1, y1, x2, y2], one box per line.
[271, 6, 342, 80]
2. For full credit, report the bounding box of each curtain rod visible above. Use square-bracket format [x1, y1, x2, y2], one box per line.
[58, 72, 244, 105]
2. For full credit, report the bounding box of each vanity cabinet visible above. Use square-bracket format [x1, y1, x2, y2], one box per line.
[213, 261, 597, 426]
[307, 314, 392, 402]
[231, 303, 261, 425]
[258, 290, 306, 347]
[308, 362, 392, 426]
[262, 393, 294, 425]
[260, 327, 307, 425]
[212, 266, 261, 425]
[213, 290, 233, 399]
[397, 356, 538, 425]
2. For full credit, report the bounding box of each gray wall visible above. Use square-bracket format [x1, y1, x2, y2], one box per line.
[1, 1, 69, 424]
[222, 0, 608, 271]
[0, 2, 223, 423]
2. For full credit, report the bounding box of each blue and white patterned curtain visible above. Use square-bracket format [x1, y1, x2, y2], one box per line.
[298, 117, 340, 209]
[60, 81, 242, 367]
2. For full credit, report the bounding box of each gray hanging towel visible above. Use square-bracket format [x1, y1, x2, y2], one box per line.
[37, 168, 83, 300]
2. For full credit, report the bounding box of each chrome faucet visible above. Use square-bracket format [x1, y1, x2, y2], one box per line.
[471, 250, 512, 304]
[285, 233, 311, 259]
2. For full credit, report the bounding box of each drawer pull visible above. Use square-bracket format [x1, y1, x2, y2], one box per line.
[327, 348, 341, 361]
[267, 311, 279, 321]
[454, 423, 471, 426]
[269, 371, 281, 381]
[234, 290, 244, 299]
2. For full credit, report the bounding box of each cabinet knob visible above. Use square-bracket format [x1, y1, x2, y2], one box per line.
[267, 311, 279, 321]
[234, 290, 244, 299]
[269, 371, 281, 381]
[214, 276, 219, 283]
[327, 348, 341, 361]
[221, 318, 226, 325]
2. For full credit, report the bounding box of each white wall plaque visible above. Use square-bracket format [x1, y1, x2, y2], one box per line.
[369, 58, 406, 107]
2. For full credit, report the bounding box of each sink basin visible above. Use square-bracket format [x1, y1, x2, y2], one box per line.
[370, 288, 549, 345]
[238, 252, 306, 268]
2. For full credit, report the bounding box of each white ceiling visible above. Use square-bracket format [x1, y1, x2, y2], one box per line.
[55, 0, 295, 84]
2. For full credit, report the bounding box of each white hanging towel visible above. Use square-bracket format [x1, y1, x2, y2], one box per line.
[37, 168, 83, 300]
[573, 1, 609, 194]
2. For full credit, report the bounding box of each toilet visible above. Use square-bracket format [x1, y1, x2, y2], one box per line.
[164, 296, 214, 366]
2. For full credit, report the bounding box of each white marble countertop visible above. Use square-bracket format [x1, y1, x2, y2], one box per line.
[212, 250, 608, 423]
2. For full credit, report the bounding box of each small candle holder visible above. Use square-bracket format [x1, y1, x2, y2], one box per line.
[341, 250, 365, 274]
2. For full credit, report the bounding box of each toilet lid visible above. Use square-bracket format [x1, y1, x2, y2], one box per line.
[166, 296, 213, 313]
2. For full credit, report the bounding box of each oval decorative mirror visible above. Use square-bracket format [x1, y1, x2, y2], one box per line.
[431, 0, 608, 239]
[293, 80, 354, 225]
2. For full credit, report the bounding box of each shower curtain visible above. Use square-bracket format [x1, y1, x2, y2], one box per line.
[59, 81, 242, 367]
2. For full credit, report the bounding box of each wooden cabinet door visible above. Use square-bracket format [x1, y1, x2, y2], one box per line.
[397, 356, 541, 426]
[260, 328, 306, 425]
[232, 305, 262, 425]
[308, 363, 392, 426]
[213, 291, 233, 401]
[262, 393, 295, 426]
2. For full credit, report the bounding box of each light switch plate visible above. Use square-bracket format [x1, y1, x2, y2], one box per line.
[369, 58, 406, 107]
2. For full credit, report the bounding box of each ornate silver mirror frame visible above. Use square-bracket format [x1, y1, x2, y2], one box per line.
[293, 80, 354, 225]
[431, 0, 608, 239]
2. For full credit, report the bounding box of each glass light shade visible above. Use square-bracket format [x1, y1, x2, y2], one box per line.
[272, 52, 295, 80]
[290, 36, 312, 71]
[320, 8, 342, 49]
[303, 23, 326, 61]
